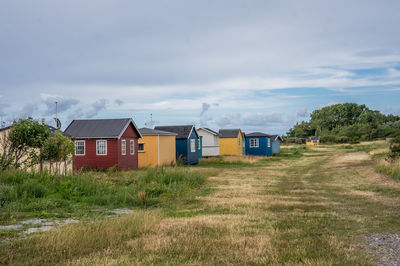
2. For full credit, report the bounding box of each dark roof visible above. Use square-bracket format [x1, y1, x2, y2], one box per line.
[245, 132, 272, 138]
[198, 127, 218, 135]
[139, 127, 177, 136]
[219, 129, 241, 138]
[154, 125, 196, 139]
[310, 136, 320, 140]
[64, 118, 142, 138]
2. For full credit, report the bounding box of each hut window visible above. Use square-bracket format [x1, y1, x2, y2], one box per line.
[198, 138, 201, 150]
[75, 140, 85, 155]
[267, 138, 271, 148]
[130, 140, 135, 154]
[190, 139, 196, 152]
[250, 138, 259, 148]
[138, 143, 144, 152]
[238, 136, 241, 147]
[96, 140, 107, 155]
[121, 140, 126, 155]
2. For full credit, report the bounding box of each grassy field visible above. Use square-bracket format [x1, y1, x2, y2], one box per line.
[1, 141, 400, 265]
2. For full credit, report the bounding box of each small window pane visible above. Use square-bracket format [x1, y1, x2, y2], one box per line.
[130, 140, 135, 155]
[96, 140, 107, 155]
[190, 139, 196, 152]
[122, 140, 126, 155]
[75, 141, 85, 155]
[138, 143, 144, 152]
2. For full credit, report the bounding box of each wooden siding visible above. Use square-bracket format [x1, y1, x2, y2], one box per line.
[73, 123, 139, 170]
[138, 135, 176, 168]
[197, 128, 219, 157]
[219, 131, 244, 155]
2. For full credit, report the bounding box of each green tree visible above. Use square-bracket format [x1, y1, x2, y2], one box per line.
[42, 130, 75, 175]
[8, 118, 50, 168]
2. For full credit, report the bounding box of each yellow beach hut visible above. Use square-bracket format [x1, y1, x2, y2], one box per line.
[138, 128, 177, 168]
[219, 129, 244, 155]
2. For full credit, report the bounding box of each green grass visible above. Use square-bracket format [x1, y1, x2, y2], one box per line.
[0, 167, 216, 224]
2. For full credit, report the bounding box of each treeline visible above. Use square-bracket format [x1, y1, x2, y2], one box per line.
[287, 103, 400, 143]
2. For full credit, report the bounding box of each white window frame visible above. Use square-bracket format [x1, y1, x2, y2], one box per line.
[190, 139, 196, 152]
[96, 140, 107, 156]
[250, 138, 259, 148]
[121, 139, 126, 155]
[267, 138, 271, 148]
[198, 138, 201, 150]
[130, 140, 135, 155]
[75, 140, 85, 156]
[138, 143, 144, 152]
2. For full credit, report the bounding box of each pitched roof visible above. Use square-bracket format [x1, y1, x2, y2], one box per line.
[245, 132, 272, 138]
[64, 118, 142, 139]
[0, 124, 64, 136]
[219, 129, 241, 138]
[139, 127, 177, 136]
[154, 125, 196, 139]
[197, 127, 219, 136]
[270, 135, 283, 141]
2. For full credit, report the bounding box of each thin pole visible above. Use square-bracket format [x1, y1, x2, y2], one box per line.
[55, 101, 58, 121]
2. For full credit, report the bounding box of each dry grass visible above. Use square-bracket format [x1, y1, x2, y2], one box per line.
[2, 141, 400, 265]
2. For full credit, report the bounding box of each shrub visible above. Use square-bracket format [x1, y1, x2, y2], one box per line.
[388, 136, 400, 161]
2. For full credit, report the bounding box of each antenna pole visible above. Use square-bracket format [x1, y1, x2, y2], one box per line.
[55, 101, 58, 121]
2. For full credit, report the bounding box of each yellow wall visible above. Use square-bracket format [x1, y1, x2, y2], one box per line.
[219, 131, 244, 155]
[138, 135, 176, 168]
[158, 135, 176, 166]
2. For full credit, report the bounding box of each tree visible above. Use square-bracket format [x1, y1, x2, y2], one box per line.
[388, 136, 400, 161]
[8, 118, 50, 169]
[41, 130, 75, 175]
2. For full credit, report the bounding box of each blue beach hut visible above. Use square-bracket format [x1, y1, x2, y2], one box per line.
[154, 125, 199, 165]
[245, 132, 272, 156]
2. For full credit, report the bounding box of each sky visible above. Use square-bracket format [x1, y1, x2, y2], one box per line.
[1, 0, 400, 135]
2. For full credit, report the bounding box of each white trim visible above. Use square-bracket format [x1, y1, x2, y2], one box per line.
[117, 119, 143, 139]
[96, 140, 107, 155]
[121, 139, 126, 155]
[130, 139, 134, 155]
[249, 138, 259, 148]
[197, 127, 218, 136]
[75, 140, 85, 156]
[190, 139, 196, 152]
[138, 142, 144, 152]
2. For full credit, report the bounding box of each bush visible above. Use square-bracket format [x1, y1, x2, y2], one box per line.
[388, 136, 400, 161]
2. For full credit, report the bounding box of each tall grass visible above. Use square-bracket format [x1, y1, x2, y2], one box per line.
[375, 159, 400, 181]
[0, 167, 212, 223]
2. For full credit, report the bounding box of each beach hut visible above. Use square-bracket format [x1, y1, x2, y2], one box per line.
[154, 125, 199, 165]
[64, 118, 142, 170]
[197, 127, 219, 157]
[270, 135, 283, 154]
[245, 132, 272, 156]
[306, 136, 320, 146]
[138, 128, 177, 168]
[219, 129, 244, 155]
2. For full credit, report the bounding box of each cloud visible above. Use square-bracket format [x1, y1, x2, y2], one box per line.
[115, 99, 124, 105]
[0, 102, 10, 117]
[86, 99, 108, 118]
[200, 102, 211, 116]
[40, 93, 79, 116]
[297, 107, 308, 117]
[20, 103, 38, 118]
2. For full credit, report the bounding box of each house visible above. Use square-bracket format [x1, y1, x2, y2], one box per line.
[197, 127, 219, 157]
[64, 118, 142, 170]
[245, 132, 272, 156]
[306, 136, 320, 146]
[138, 128, 177, 168]
[219, 129, 244, 155]
[270, 135, 283, 154]
[154, 125, 199, 165]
